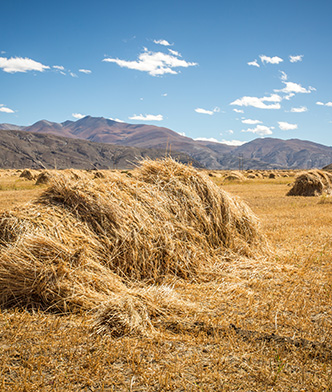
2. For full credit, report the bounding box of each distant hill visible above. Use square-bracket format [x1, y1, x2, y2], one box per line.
[0, 129, 201, 170]
[2, 116, 332, 169]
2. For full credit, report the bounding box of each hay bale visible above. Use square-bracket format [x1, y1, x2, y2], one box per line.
[247, 174, 256, 179]
[224, 171, 246, 182]
[19, 169, 35, 180]
[0, 158, 266, 336]
[287, 170, 332, 196]
[269, 173, 276, 179]
[35, 171, 52, 185]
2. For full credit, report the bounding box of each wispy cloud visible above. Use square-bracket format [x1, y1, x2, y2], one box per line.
[248, 59, 260, 68]
[316, 101, 332, 107]
[53, 65, 65, 70]
[260, 55, 283, 64]
[241, 125, 274, 136]
[231, 94, 282, 110]
[103, 48, 197, 76]
[289, 55, 303, 63]
[72, 113, 85, 119]
[278, 121, 298, 130]
[0, 56, 49, 73]
[0, 104, 14, 113]
[153, 39, 172, 46]
[129, 114, 163, 121]
[195, 107, 220, 115]
[290, 106, 308, 113]
[70, 72, 78, 78]
[233, 108, 244, 113]
[162, 93, 167, 97]
[241, 119, 262, 124]
[280, 71, 288, 81]
[168, 49, 181, 57]
[79, 69, 92, 74]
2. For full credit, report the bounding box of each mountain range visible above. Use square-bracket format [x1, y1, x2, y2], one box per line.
[1, 116, 332, 170]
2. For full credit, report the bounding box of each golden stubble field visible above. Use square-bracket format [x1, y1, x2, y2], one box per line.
[0, 166, 331, 391]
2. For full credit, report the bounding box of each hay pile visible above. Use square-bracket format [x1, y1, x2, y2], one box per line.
[0, 158, 265, 336]
[224, 171, 246, 182]
[287, 170, 332, 196]
[19, 169, 38, 180]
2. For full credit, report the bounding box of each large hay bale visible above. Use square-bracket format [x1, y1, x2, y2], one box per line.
[287, 170, 332, 196]
[0, 158, 266, 336]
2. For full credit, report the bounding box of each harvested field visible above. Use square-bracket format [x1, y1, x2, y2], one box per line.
[0, 162, 331, 391]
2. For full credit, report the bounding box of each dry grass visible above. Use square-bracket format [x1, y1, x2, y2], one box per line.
[0, 163, 331, 391]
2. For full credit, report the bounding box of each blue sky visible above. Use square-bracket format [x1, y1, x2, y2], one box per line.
[1, 0, 332, 146]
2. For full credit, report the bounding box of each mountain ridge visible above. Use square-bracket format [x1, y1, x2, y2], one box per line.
[1, 116, 332, 169]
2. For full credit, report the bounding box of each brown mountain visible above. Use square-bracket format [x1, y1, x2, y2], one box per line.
[2, 116, 332, 169]
[0, 129, 201, 170]
[21, 116, 235, 169]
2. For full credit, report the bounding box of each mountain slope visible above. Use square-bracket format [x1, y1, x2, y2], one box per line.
[0, 129, 200, 170]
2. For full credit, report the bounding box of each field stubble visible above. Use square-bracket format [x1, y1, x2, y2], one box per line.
[0, 166, 331, 391]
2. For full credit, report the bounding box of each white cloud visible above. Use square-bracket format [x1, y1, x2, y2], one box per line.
[227, 130, 234, 134]
[195, 137, 245, 146]
[162, 93, 167, 96]
[278, 121, 298, 130]
[129, 114, 163, 121]
[0, 105, 14, 113]
[248, 59, 260, 68]
[316, 101, 332, 107]
[233, 108, 244, 113]
[260, 55, 283, 64]
[195, 107, 220, 115]
[72, 113, 85, 119]
[0, 56, 50, 73]
[103, 49, 197, 76]
[70, 72, 78, 77]
[109, 117, 125, 123]
[242, 125, 274, 136]
[284, 93, 295, 100]
[220, 139, 246, 146]
[53, 65, 65, 70]
[290, 106, 308, 113]
[289, 55, 303, 63]
[276, 81, 312, 94]
[177, 131, 186, 136]
[79, 69, 92, 74]
[168, 49, 181, 57]
[280, 71, 288, 81]
[242, 119, 262, 124]
[153, 39, 172, 46]
[230, 94, 282, 109]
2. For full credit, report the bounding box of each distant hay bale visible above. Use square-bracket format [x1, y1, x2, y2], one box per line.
[19, 169, 36, 180]
[224, 171, 246, 182]
[35, 171, 52, 185]
[247, 174, 256, 179]
[269, 173, 276, 179]
[287, 170, 332, 196]
[0, 158, 266, 336]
